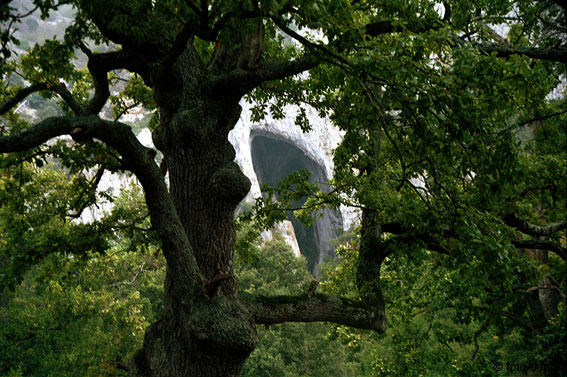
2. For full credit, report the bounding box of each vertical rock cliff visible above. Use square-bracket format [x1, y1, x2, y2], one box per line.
[230, 103, 351, 273]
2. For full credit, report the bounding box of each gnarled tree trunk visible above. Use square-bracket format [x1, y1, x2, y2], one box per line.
[128, 36, 259, 375]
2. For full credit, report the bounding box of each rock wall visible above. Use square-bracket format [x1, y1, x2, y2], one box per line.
[230, 102, 354, 273]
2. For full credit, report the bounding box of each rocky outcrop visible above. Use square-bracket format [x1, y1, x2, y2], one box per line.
[230, 103, 352, 273]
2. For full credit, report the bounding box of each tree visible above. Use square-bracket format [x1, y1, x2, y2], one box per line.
[1, 0, 565, 376]
[0, 245, 165, 377]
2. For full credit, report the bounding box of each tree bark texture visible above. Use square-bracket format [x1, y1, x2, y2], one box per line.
[127, 36, 260, 374]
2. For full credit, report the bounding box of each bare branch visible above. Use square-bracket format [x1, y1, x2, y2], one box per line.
[245, 293, 386, 333]
[504, 214, 567, 237]
[1, 82, 82, 116]
[0, 115, 201, 296]
[478, 43, 567, 63]
[114, 101, 142, 122]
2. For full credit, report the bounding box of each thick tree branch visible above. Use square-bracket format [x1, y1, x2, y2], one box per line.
[81, 48, 150, 115]
[504, 214, 567, 237]
[382, 234, 451, 257]
[478, 43, 567, 63]
[81, 1, 171, 59]
[51, 84, 83, 115]
[0, 116, 201, 295]
[244, 293, 386, 333]
[1, 82, 82, 116]
[1, 83, 48, 115]
[512, 240, 566, 260]
[0, 116, 74, 152]
[212, 54, 320, 96]
[379, 222, 451, 256]
[259, 54, 321, 82]
[365, 20, 405, 36]
[81, 46, 151, 85]
[83, 63, 110, 116]
[156, 22, 199, 82]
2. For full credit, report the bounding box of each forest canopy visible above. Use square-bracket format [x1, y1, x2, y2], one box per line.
[1, 0, 566, 376]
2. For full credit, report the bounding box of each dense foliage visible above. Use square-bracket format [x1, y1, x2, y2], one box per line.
[1, 0, 565, 376]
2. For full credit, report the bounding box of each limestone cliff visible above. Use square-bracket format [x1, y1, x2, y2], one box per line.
[230, 102, 353, 273]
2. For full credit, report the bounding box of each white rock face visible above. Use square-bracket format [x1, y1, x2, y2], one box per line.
[230, 101, 358, 271]
[230, 102, 342, 203]
[261, 220, 302, 258]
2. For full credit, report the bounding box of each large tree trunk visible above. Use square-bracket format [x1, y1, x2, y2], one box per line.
[128, 40, 258, 375]
[129, 106, 257, 376]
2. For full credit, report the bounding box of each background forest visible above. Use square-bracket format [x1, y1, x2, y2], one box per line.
[0, 185, 565, 377]
[1, 0, 566, 376]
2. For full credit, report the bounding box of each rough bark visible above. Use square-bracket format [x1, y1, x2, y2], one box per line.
[245, 293, 386, 333]
[357, 209, 386, 309]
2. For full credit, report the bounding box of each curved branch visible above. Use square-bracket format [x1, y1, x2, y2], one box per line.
[212, 54, 320, 96]
[0, 116, 201, 295]
[0, 116, 75, 152]
[504, 214, 567, 237]
[244, 293, 386, 333]
[83, 61, 110, 116]
[51, 84, 83, 115]
[1, 82, 82, 116]
[1, 83, 48, 115]
[512, 240, 566, 260]
[82, 49, 150, 115]
[478, 43, 567, 63]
